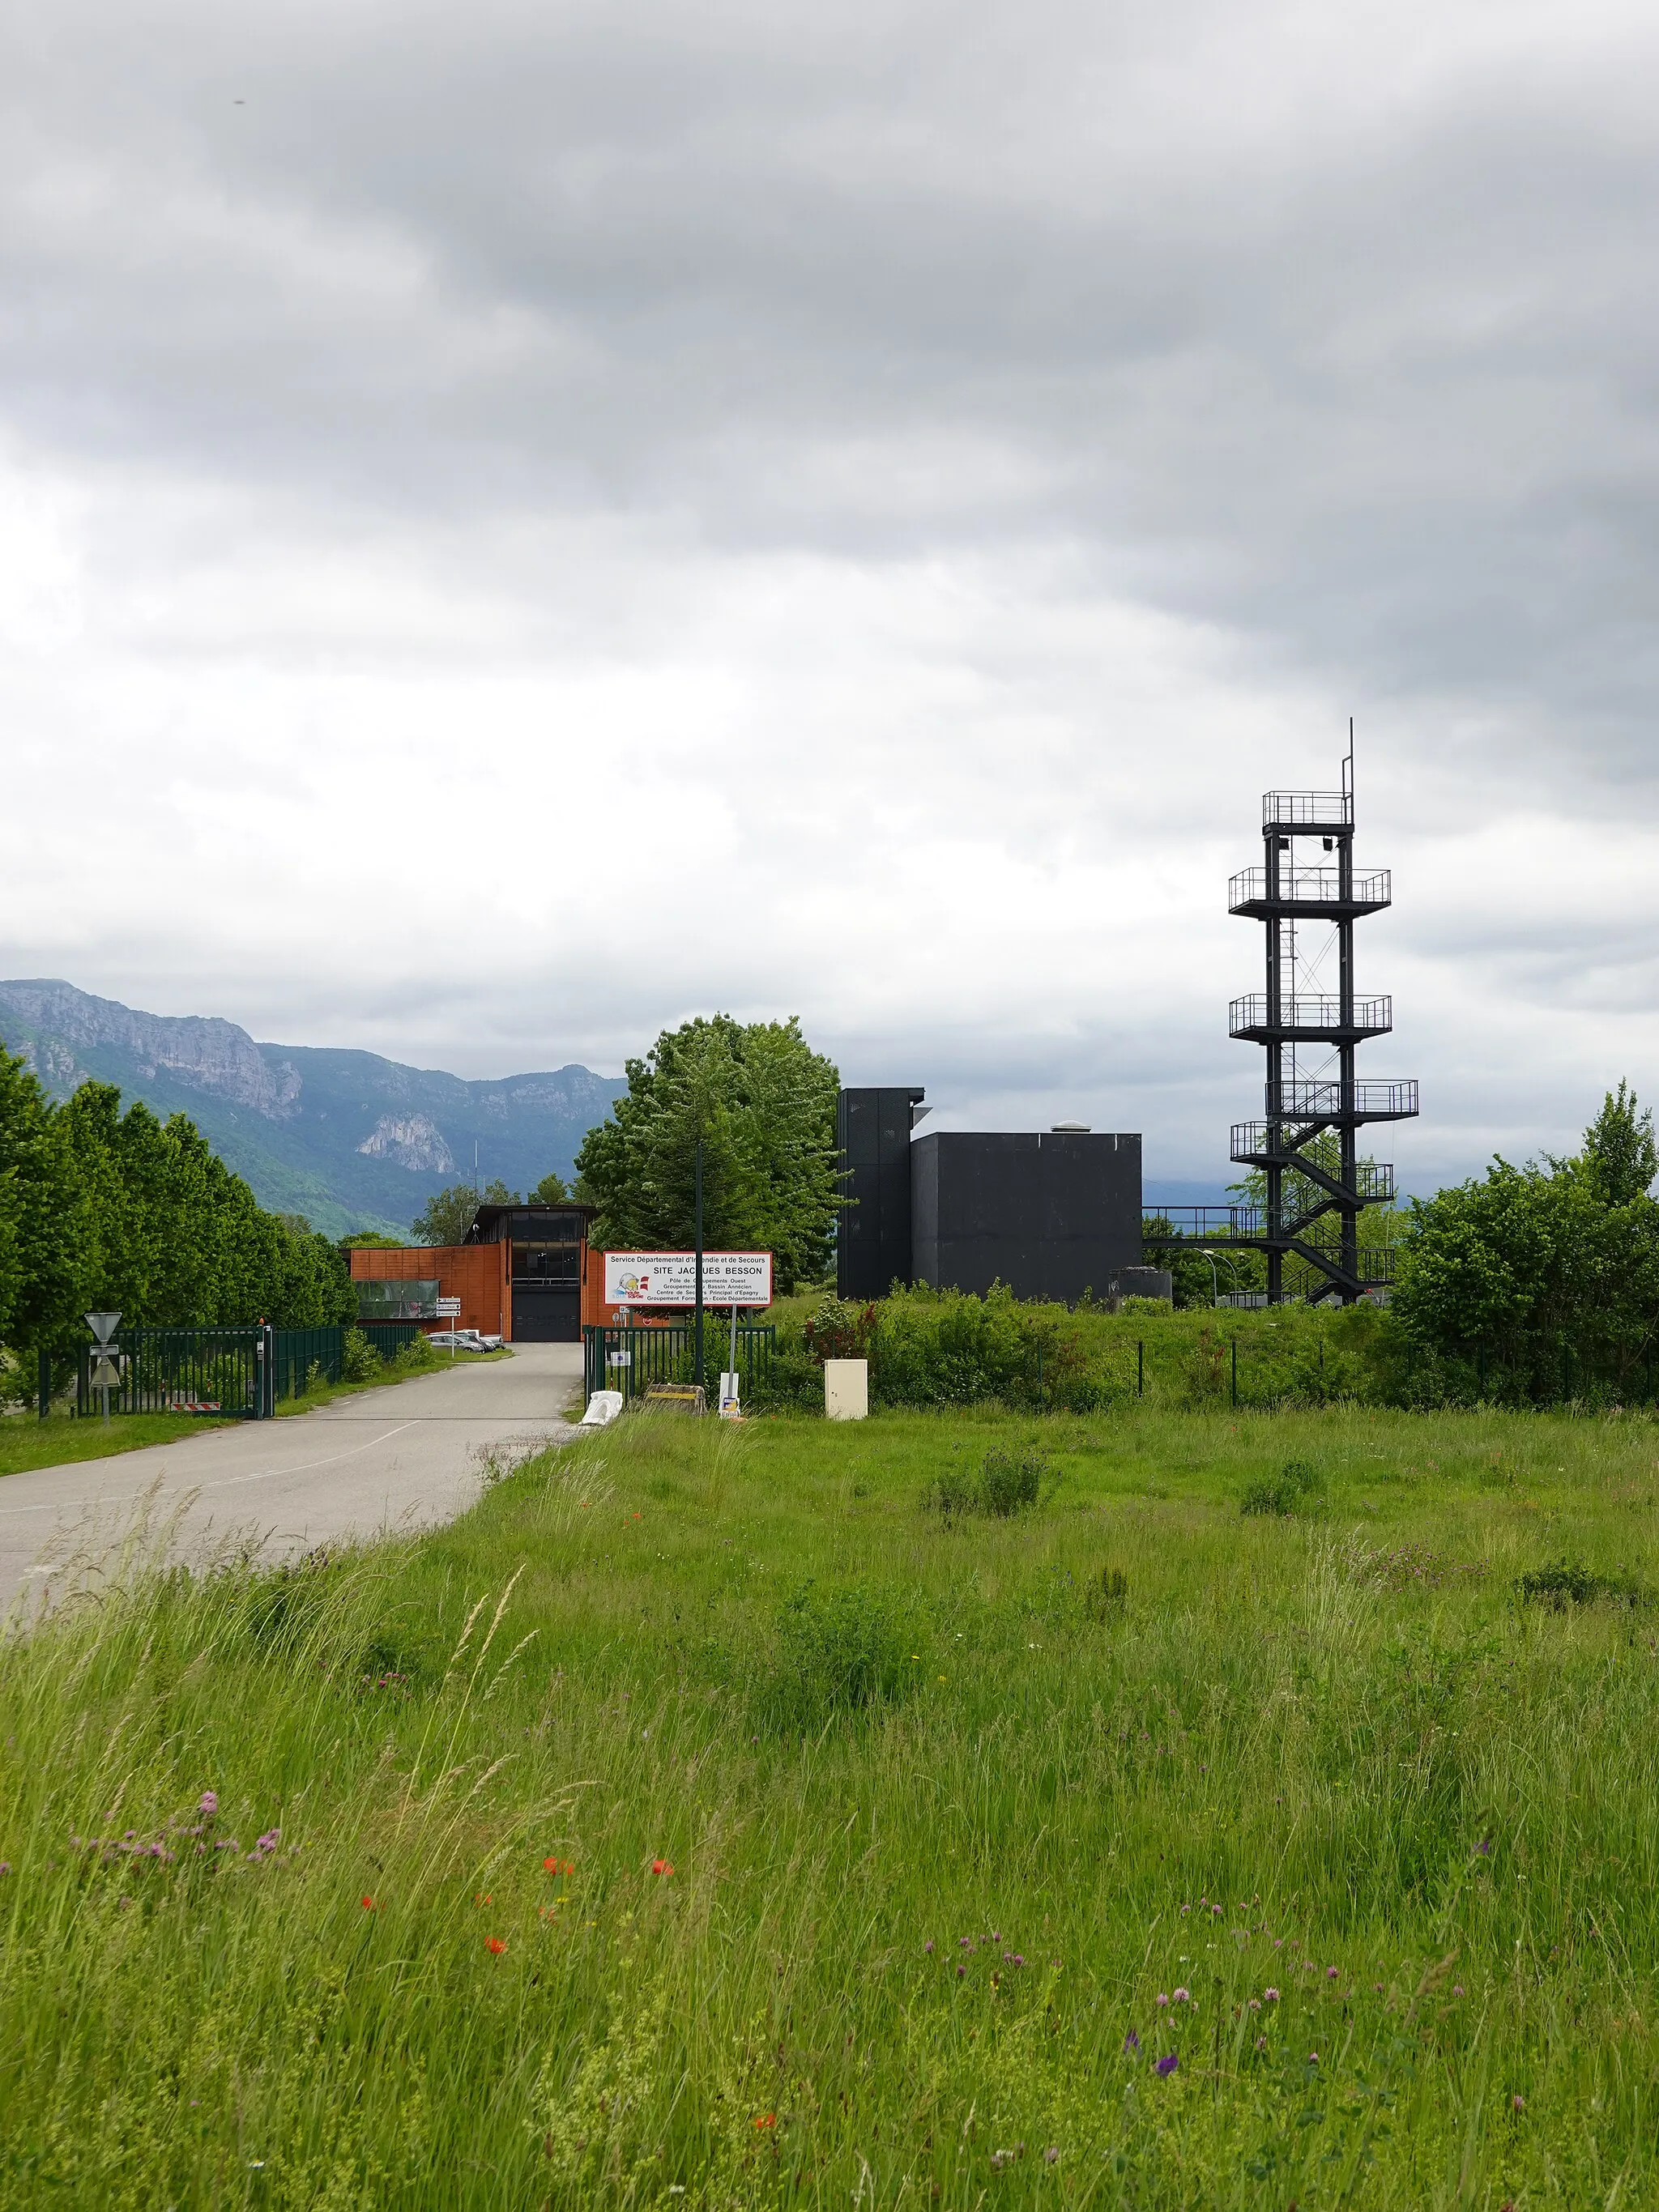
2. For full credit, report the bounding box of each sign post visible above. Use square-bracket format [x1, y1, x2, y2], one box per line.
[86, 1311, 122, 1424]
[693, 1138, 704, 1388]
[435, 1294, 463, 1356]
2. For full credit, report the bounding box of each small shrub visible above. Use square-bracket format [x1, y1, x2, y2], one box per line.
[1241, 1457, 1326, 1517]
[390, 1332, 441, 1378]
[926, 1445, 1050, 1519]
[771, 1581, 919, 1720]
[339, 1328, 382, 1383]
[1085, 1566, 1129, 1617]
[1516, 1558, 1649, 1609]
[802, 1295, 877, 1362]
[979, 1446, 1047, 1515]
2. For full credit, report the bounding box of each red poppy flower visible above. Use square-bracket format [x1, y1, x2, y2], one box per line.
[360, 1896, 375, 1910]
[652, 1859, 674, 1876]
[753, 2113, 776, 2131]
[544, 1856, 558, 1871]
[486, 1937, 506, 1954]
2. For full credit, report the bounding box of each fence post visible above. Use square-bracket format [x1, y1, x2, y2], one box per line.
[1561, 1338, 1570, 1406]
[37, 1345, 49, 1421]
[1478, 1343, 1487, 1399]
[1230, 1338, 1238, 1409]
[1137, 1340, 1144, 1399]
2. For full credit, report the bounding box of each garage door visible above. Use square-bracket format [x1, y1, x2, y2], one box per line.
[511, 1285, 581, 1342]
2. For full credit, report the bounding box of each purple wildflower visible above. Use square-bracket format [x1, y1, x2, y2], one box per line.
[1044, 2147, 1059, 2164]
[956, 1964, 966, 1979]
[1264, 1987, 1280, 2002]
[1326, 1966, 1338, 1980]
[1156, 1992, 1170, 2007]
[1012, 1954, 1025, 1967]
[1475, 1837, 1492, 1856]
[1123, 2030, 1141, 2054]
[0, 1862, 10, 1877]
[1154, 2054, 1179, 2078]
[199, 1792, 218, 1818]
[1172, 1987, 1189, 2003]
[256, 1829, 280, 1853]
[923, 1940, 934, 1954]
[1452, 1984, 1465, 1997]
[1512, 2093, 1525, 2111]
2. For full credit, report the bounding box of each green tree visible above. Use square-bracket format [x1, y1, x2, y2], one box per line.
[411, 1178, 514, 1247]
[1571, 1080, 1658, 1206]
[529, 1170, 569, 1204]
[0, 1051, 88, 1371]
[575, 1016, 840, 1294]
[411, 1184, 480, 1246]
[1395, 1080, 1659, 1398]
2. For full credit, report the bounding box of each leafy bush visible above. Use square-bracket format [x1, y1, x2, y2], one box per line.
[390, 1332, 441, 1377]
[802, 1294, 876, 1361]
[339, 1328, 383, 1383]
[1516, 1558, 1650, 1609]
[926, 1443, 1050, 1519]
[1241, 1457, 1326, 1517]
[769, 1582, 920, 1721]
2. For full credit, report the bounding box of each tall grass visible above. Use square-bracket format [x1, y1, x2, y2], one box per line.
[3, 1403, 1659, 2203]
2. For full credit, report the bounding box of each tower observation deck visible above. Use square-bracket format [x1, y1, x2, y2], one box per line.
[1148, 731, 1418, 1303]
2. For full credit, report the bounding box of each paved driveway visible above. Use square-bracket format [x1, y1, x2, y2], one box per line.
[0, 1343, 582, 1610]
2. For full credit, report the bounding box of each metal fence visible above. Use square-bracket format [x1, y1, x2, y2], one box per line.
[79, 1327, 270, 1417]
[582, 1322, 776, 1407]
[76, 1320, 419, 1419]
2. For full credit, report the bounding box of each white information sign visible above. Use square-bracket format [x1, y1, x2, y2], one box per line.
[435, 1296, 463, 1317]
[604, 1251, 773, 1309]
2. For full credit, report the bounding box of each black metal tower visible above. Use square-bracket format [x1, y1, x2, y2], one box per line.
[1145, 729, 1418, 1302]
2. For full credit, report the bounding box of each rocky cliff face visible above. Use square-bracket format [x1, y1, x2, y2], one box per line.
[356, 1114, 457, 1173]
[0, 979, 302, 1119]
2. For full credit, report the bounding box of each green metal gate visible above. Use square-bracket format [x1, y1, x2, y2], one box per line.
[582, 1322, 775, 1407]
[79, 1326, 271, 1418]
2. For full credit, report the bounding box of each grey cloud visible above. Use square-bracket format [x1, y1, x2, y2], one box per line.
[2, 0, 1657, 1182]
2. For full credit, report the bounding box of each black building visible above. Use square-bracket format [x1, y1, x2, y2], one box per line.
[467, 1201, 591, 1341]
[837, 1087, 1154, 1303]
[911, 1130, 1144, 1302]
[835, 1086, 927, 1300]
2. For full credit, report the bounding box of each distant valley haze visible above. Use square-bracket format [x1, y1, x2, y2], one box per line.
[2, 0, 1657, 1193]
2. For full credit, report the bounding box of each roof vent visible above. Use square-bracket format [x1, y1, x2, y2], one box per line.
[1051, 1120, 1090, 1133]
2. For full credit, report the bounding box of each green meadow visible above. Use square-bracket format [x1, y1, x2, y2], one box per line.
[3, 1403, 1659, 2206]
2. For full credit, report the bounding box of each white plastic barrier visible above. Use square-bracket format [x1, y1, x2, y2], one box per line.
[578, 1389, 625, 1429]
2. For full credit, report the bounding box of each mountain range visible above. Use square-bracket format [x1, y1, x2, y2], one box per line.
[0, 980, 625, 1239]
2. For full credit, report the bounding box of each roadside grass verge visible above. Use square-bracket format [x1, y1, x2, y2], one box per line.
[3, 1401, 1659, 2204]
[0, 1409, 238, 1477]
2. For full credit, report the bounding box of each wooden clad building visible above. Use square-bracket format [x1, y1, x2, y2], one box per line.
[349, 1203, 603, 1343]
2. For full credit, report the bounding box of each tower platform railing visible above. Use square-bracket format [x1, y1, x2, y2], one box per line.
[1228, 866, 1391, 914]
[1264, 1078, 1419, 1123]
[1230, 993, 1392, 1041]
[1262, 790, 1353, 831]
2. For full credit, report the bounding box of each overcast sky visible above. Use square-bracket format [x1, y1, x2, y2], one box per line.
[2, 0, 1657, 1189]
